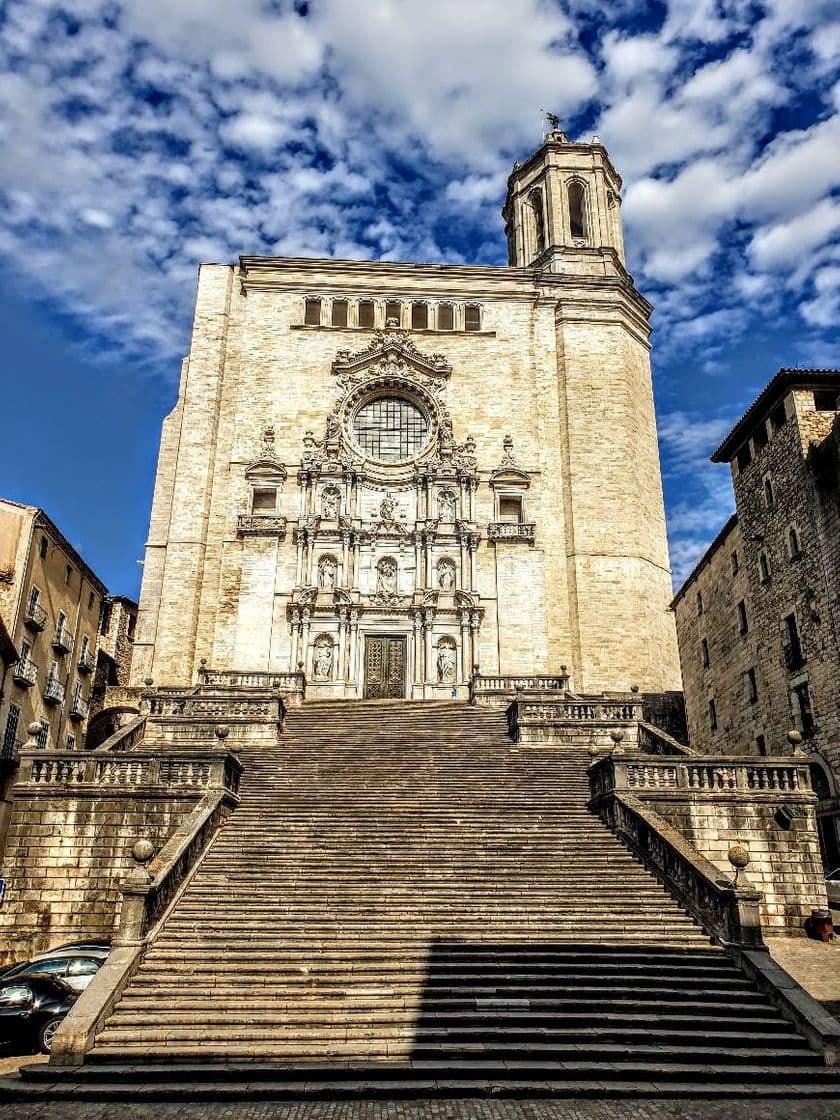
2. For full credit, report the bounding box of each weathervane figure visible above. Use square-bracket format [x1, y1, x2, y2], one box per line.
[541, 109, 560, 135]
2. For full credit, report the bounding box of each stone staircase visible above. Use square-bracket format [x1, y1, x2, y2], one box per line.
[24, 700, 840, 1097]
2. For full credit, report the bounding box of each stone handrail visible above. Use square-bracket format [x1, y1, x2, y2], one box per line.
[18, 748, 241, 795]
[51, 787, 237, 1065]
[637, 720, 695, 757]
[591, 783, 764, 948]
[590, 753, 812, 799]
[508, 696, 642, 738]
[94, 714, 147, 754]
[198, 667, 306, 697]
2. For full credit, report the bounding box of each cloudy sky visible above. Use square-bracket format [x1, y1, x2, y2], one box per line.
[0, 0, 837, 597]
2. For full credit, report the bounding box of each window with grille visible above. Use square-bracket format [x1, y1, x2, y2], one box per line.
[352, 397, 429, 462]
[2, 704, 20, 759]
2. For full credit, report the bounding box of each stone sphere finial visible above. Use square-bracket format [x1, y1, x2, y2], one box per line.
[132, 839, 155, 865]
[27, 722, 42, 737]
[728, 844, 750, 872]
[609, 728, 625, 755]
[214, 724, 229, 741]
[587, 744, 599, 757]
[144, 677, 154, 687]
[630, 684, 640, 694]
[787, 729, 802, 747]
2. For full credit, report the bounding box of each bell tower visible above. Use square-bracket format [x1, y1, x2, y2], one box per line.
[502, 128, 625, 269]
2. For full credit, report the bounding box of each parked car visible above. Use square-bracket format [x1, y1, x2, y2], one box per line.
[0, 974, 78, 1053]
[0, 947, 107, 991]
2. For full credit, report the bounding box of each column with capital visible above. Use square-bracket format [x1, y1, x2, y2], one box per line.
[337, 609, 348, 683]
[289, 607, 301, 672]
[424, 611, 436, 686]
[460, 612, 471, 686]
[413, 530, 424, 593]
[300, 608, 312, 676]
[470, 611, 482, 676]
[468, 535, 478, 592]
[340, 530, 351, 587]
[412, 610, 424, 691]
[458, 529, 468, 590]
[348, 608, 360, 691]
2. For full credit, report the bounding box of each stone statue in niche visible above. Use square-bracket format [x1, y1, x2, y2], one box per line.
[313, 636, 333, 681]
[317, 556, 337, 590]
[437, 490, 456, 522]
[436, 641, 456, 684]
[376, 557, 398, 598]
[321, 488, 340, 519]
[437, 559, 456, 593]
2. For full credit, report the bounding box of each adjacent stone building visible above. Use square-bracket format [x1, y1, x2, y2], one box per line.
[672, 369, 840, 872]
[0, 500, 108, 758]
[131, 129, 681, 699]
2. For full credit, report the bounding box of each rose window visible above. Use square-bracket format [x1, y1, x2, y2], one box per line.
[352, 396, 429, 462]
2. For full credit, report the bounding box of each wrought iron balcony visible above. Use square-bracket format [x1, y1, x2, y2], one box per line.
[487, 522, 536, 543]
[237, 514, 288, 537]
[69, 693, 90, 721]
[12, 658, 38, 687]
[52, 625, 74, 655]
[24, 602, 48, 631]
[44, 676, 66, 705]
[78, 648, 96, 675]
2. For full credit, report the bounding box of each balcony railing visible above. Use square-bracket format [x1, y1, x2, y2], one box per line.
[24, 602, 48, 631]
[1, 737, 23, 762]
[52, 625, 74, 655]
[78, 648, 96, 675]
[69, 693, 90, 721]
[237, 514, 288, 537]
[487, 522, 536, 543]
[44, 676, 66, 705]
[12, 658, 38, 687]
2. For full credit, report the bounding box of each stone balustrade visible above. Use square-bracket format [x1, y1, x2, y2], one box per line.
[487, 522, 536, 543]
[19, 749, 241, 795]
[589, 752, 826, 936]
[95, 714, 147, 754]
[507, 695, 643, 747]
[198, 666, 306, 700]
[471, 673, 571, 707]
[236, 514, 287, 537]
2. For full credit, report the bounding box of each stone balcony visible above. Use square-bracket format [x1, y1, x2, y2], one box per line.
[236, 514, 288, 537]
[487, 521, 536, 543]
[78, 648, 96, 675]
[44, 676, 66, 705]
[69, 693, 90, 722]
[24, 602, 48, 632]
[52, 625, 74, 655]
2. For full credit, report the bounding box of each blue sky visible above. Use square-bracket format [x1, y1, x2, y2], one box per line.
[0, 0, 837, 599]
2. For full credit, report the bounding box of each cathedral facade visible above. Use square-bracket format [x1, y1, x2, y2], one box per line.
[130, 132, 681, 699]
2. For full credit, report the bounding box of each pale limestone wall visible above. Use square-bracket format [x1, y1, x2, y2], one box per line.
[132, 253, 680, 697]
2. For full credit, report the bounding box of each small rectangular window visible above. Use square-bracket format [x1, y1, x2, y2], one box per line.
[756, 734, 767, 756]
[385, 300, 401, 326]
[770, 402, 787, 432]
[358, 300, 375, 328]
[437, 304, 454, 331]
[36, 719, 49, 749]
[708, 699, 718, 732]
[304, 297, 321, 326]
[252, 488, 277, 512]
[464, 305, 481, 331]
[20, 639, 31, 662]
[65, 734, 76, 751]
[730, 550, 739, 575]
[792, 681, 815, 736]
[737, 600, 748, 634]
[736, 444, 752, 471]
[411, 303, 428, 330]
[764, 476, 774, 508]
[753, 424, 768, 451]
[39, 535, 48, 559]
[701, 638, 709, 668]
[696, 590, 703, 616]
[746, 667, 758, 703]
[2, 703, 21, 758]
[759, 552, 770, 583]
[814, 390, 838, 412]
[27, 586, 40, 613]
[65, 564, 72, 586]
[783, 612, 804, 670]
[331, 299, 348, 327]
[88, 590, 95, 611]
[788, 526, 801, 558]
[498, 497, 523, 523]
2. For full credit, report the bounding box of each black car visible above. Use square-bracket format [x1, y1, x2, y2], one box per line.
[0, 973, 77, 1053]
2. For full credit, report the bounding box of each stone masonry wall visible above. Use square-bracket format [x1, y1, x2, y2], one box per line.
[647, 793, 827, 934]
[0, 791, 197, 965]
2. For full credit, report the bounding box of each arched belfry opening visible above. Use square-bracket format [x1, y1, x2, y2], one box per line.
[568, 181, 587, 241]
[528, 189, 546, 260]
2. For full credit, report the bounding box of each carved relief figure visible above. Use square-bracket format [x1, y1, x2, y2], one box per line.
[321, 487, 341, 519]
[317, 555, 338, 589]
[437, 490, 456, 522]
[436, 638, 457, 684]
[313, 635, 334, 681]
[437, 558, 456, 593]
[376, 557, 398, 598]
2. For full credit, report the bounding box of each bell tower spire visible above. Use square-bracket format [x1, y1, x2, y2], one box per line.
[502, 126, 626, 269]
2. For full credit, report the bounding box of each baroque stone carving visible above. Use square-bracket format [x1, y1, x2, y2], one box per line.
[373, 557, 401, 605]
[437, 489, 457, 522]
[321, 487, 341, 519]
[437, 558, 456, 593]
[317, 555, 337, 589]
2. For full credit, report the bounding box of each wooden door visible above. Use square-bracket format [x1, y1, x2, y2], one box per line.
[364, 636, 406, 699]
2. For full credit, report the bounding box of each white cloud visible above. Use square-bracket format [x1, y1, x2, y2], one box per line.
[749, 197, 840, 270]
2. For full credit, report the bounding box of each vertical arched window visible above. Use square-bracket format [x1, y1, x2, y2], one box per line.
[528, 190, 546, 257]
[568, 181, 587, 240]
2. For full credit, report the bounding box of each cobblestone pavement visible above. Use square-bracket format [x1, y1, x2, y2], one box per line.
[2, 1100, 840, 1120]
